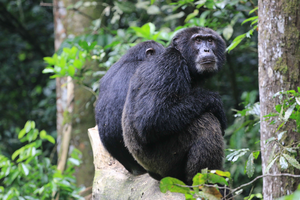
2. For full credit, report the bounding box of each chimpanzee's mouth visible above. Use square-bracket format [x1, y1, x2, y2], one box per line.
[199, 60, 215, 64]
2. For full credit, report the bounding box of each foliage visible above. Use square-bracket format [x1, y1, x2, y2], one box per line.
[0, 0, 56, 158]
[160, 169, 231, 200]
[263, 88, 300, 173]
[0, 121, 83, 200]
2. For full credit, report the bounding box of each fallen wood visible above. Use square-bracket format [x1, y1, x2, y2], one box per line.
[88, 126, 184, 200]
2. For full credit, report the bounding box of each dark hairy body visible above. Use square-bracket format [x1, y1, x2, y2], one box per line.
[95, 41, 165, 175]
[122, 27, 227, 184]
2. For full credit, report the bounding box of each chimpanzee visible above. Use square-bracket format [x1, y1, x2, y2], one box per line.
[122, 27, 227, 184]
[95, 40, 165, 175]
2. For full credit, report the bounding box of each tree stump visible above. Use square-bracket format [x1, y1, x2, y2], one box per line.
[88, 126, 184, 200]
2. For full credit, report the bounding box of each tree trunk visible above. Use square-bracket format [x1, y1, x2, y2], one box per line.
[53, 0, 103, 187]
[258, 0, 300, 198]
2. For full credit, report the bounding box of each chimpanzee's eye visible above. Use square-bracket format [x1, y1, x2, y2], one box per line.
[195, 37, 201, 42]
[208, 38, 213, 43]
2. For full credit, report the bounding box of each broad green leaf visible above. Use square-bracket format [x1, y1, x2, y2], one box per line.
[223, 25, 233, 40]
[45, 135, 55, 144]
[279, 156, 288, 170]
[160, 177, 189, 194]
[284, 103, 296, 121]
[283, 154, 300, 169]
[18, 128, 26, 139]
[68, 158, 80, 166]
[277, 131, 286, 141]
[226, 33, 246, 52]
[43, 57, 55, 65]
[286, 148, 297, 153]
[12, 148, 22, 161]
[185, 9, 199, 23]
[19, 163, 29, 176]
[249, 7, 258, 14]
[265, 137, 276, 144]
[39, 130, 47, 139]
[25, 121, 32, 133]
[195, 0, 206, 8]
[265, 156, 278, 173]
[192, 173, 207, 186]
[79, 41, 89, 50]
[147, 5, 160, 15]
[226, 148, 249, 162]
[68, 66, 76, 77]
[213, 170, 231, 178]
[207, 173, 228, 186]
[42, 67, 54, 74]
[246, 153, 255, 178]
[164, 12, 185, 21]
[242, 16, 258, 25]
[253, 151, 260, 159]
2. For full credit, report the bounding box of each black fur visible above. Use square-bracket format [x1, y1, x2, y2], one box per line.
[95, 41, 165, 175]
[122, 27, 227, 184]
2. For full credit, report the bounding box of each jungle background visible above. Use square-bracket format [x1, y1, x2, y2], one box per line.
[0, 0, 268, 199]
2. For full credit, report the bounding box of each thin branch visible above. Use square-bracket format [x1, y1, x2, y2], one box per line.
[175, 173, 300, 199]
[224, 173, 300, 199]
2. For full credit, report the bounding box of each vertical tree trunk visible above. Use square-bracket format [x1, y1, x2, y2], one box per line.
[53, 0, 103, 187]
[258, 0, 300, 198]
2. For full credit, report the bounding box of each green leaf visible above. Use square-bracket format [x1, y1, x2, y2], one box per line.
[207, 173, 228, 186]
[68, 158, 80, 166]
[249, 7, 258, 14]
[284, 103, 296, 121]
[213, 170, 231, 178]
[43, 57, 56, 65]
[252, 151, 260, 159]
[73, 59, 83, 69]
[241, 16, 258, 25]
[277, 131, 286, 141]
[265, 156, 278, 173]
[265, 137, 276, 144]
[279, 156, 288, 170]
[12, 148, 22, 161]
[246, 153, 255, 178]
[42, 67, 55, 74]
[192, 173, 207, 186]
[160, 177, 190, 194]
[226, 33, 246, 52]
[39, 130, 47, 139]
[79, 41, 89, 50]
[185, 9, 199, 23]
[19, 163, 29, 176]
[226, 148, 249, 162]
[223, 25, 233, 40]
[45, 135, 55, 144]
[18, 128, 26, 139]
[25, 121, 32, 133]
[147, 5, 160, 15]
[68, 66, 76, 77]
[283, 153, 300, 169]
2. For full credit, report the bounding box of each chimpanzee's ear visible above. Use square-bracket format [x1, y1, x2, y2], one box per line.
[146, 48, 155, 58]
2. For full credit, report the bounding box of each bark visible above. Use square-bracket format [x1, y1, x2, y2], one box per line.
[53, 0, 103, 187]
[258, 0, 300, 198]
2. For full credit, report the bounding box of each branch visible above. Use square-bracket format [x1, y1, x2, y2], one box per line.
[175, 173, 300, 199]
[224, 173, 300, 199]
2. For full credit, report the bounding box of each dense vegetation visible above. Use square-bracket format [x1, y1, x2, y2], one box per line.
[8, 0, 298, 199]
